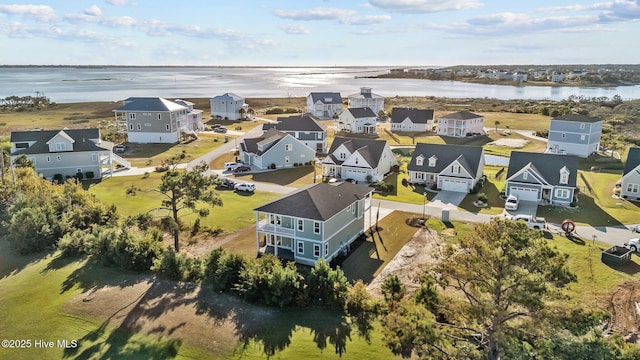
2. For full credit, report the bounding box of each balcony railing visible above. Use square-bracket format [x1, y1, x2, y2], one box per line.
[257, 219, 295, 236]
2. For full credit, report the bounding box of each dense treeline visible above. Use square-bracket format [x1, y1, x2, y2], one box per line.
[0, 95, 52, 111]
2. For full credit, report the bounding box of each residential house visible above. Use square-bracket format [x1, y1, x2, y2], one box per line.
[114, 97, 188, 144]
[337, 107, 378, 134]
[620, 147, 640, 201]
[505, 151, 579, 205]
[239, 128, 315, 170]
[436, 111, 485, 137]
[322, 137, 396, 182]
[347, 87, 384, 115]
[551, 72, 564, 83]
[546, 114, 603, 158]
[390, 108, 435, 132]
[407, 143, 485, 192]
[263, 114, 328, 153]
[306, 92, 343, 119]
[9, 128, 130, 180]
[172, 99, 205, 132]
[210, 92, 248, 120]
[254, 182, 373, 266]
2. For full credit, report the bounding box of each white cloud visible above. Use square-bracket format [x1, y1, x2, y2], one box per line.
[339, 14, 391, 25]
[106, 0, 131, 5]
[0, 4, 57, 22]
[368, 0, 482, 13]
[280, 24, 310, 34]
[84, 5, 102, 17]
[273, 7, 355, 21]
[64, 13, 137, 28]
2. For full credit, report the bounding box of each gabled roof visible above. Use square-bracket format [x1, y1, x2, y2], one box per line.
[240, 128, 287, 156]
[391, 108, 434, 124]
[211, 92, 244, 101]
[308, 92, 342, 105]
[254, 182, 372, 221]
[344, 107, 377, 118]
[551, 114, 602, 123]
[10, 128, 108, 155]
[623, 148, 640, 175]
[327, 137, 388, 167]
[408, 143, 483, 176]
[506, 151, 578, 187]
[115, 97, 187, 112]
[266, 114, 328, 132]
[439, 111, 482, 120]
[348, 88, 383, 99]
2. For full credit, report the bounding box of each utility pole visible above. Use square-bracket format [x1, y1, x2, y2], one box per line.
[0, 149, 5, 186]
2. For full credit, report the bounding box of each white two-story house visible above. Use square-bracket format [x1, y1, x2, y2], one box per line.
[210, 92, 248, 120]
[621, 147, 640, 201]
[436, 111, 485, 138]
[337, 107, 377, 134]
[306, 92, 343, 119]
[390, 108, 434, 132]
[545, 114, 603, 158]
[347, 87, 384, 115]
[322, 137, 396, 182]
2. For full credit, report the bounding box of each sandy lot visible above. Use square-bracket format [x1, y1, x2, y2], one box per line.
[487, 138, 529, 148]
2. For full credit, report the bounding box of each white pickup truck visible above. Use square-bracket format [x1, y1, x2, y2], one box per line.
[625, 238, 640, 253]
[510, 214, 548, 230]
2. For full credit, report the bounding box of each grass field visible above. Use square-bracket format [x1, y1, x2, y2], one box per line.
[233, 165, 321, 188]
[457, 165, 507, 215]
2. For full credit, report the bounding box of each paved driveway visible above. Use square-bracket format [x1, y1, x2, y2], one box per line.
[427, 191, 467, 208]
[504, 200, 539, 217]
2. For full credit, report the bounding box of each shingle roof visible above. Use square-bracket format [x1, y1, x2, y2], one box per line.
[254, 182, 372, 221]
[266, 114, 328, 132]
[240, 128, 288, 155]
[344, 107, 377, 118]
[308, 92, 342, 105]
[407, 143, 483, 175]
[115, 97, 187, 112]
[440, 111, 482, 120]
[348, 88, 383, 99]
[11, 129, 109, 155]
[507, 151, 579, 187]
[211, 92, 244, 101]
[623, 148, 640, 175]
[552, 114, 602, 123]
[327, 137, 388, 167]
[391, 108, 434, 124]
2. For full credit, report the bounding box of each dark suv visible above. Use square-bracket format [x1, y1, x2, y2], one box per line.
[219, 177, 236, 189]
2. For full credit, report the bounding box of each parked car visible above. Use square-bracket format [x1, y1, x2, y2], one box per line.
[224, 162, 243, 171]
[234, 182, 256, 193]
[631, 225, 640, 233]
[625, 238, 640, 252]
[114, 144, 126, 153]
[213, 126, 228, 133]
[504, 195, 519, 211]
[219, 177, 236, 189]
[510, 214, 547, 230]
[233, 166, 251, 173]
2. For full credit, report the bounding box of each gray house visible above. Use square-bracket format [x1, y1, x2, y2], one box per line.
[254, 182, 373, 266]
[390, 108, 435, 133]
[621, 147, 640, 201]
[407, 143, 485, 192]
[209, 92, 248, 121]
[263, 114, 328, 153]
[114, 97, 189, 144]
[239, 128, 316, 170]
[321, 137, 396, 182]
[546, 114, 603, 158]
[506, 151, 579, 206]
[9, 128, 130, 180]
[306, 92, 343, 119]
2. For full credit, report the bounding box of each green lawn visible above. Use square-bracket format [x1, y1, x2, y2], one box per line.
[87, 173, 281, 234]
[341, 211, 419, 283]
[233, 165, 320, 188]
[457, 165, 507, 215]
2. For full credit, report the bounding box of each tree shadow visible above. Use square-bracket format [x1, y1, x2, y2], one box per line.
[564, 232, 586, 245]
[339, 235, 385, 283]
[55, 258, 153, 294]
[537, 193, 624, 227]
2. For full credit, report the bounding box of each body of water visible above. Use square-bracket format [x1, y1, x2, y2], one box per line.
[1, 66, 639, 103]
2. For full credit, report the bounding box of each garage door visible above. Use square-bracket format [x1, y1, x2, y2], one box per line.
[440, 179, 469, 192]
[510, 187, 539, 201]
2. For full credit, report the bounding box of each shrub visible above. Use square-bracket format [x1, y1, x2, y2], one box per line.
[76, 172, 84, 180]
[53, 174, 63, 183]
[85, 171, 94, 179]
[270, 163, 276, 170]
[401, 178, 409, 187]
[306, 259, 349, 308]
[294, 162, 299, 167]
[390, 164, 400, 173]
[204, 248, 246, 292]
[381, 275, 406, 306]
[430, 183, 438, 191]
[142, 172, 150, 179]
[366, 174, 373, 183]
[477, 193, 488, 203]
[372, 181, 394, 193]
[346, 280, 379, 315]
[237, 255, 302, 307]
[152, 247, 202, 282]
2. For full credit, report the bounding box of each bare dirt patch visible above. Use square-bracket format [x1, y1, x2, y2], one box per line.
[487, 138, 529, 148]
[604, 280, 640, 343]
[367, 228, 443, 297]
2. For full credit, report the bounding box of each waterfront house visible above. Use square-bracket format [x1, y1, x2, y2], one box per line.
[506, 151, 578, 205]
[436, 111, 485, 137]
[322, 137, 396, 182]
[10, 128, 130, 180]
[390, 108, 434, 132]
[347, 87, 384, 115]
[239, 128, 316, 170]
[545, 114, 603, 158]
[337, 107, 378, 134]
[620, 147, 640, 201]
[210, 92, 248, 120]
[114, 97, 188, 144]
[263, 114, 328, 153]
[306, 92, 343, 119]
[172, 99, 205, 132]
[407, 143, 484, 192]
[254, 182, 373, 266]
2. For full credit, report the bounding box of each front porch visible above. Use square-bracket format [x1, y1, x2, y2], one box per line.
[259, 245, 295, 262]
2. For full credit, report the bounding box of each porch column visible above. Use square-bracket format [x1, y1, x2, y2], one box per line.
[255, 212, 260, 254]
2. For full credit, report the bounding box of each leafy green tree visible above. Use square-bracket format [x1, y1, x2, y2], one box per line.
[307, 258, 349, 308]
[127, 158, 221, 252]
[381, 274, 406, 306]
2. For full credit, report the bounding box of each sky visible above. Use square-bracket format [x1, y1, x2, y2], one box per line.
[1, 0, 640, 66]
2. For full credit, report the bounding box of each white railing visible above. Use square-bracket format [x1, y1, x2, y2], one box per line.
[257, 219, 295, 236]
[110, 153, 131, 169]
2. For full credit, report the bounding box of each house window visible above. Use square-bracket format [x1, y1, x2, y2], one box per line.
[91, 154, 97, 162]
[55, 142, 65, 151]
[555, 188, 570, 199]
[314, 244, 321, 257]
[324, 243, 329, 256]
[166, 124, 170, 131]
[352, 203, 356, 214]
[158, 114, 162, 120]
[428, 156, 436, 167]
[285, 156, 290, 163]
[297, 219, 304, 231]
[355, 158, 359, 165]
[314, 222, 320, 234]
[137, 124, 141, 130]
[129, 123, 134, 130]
[339, 153, 346, 160]
[416, 156, 424, 166]
[580, 123, 585, 129]
[56, 155, 61, 161]
[523, 172, 528, 180]
[297, 242, 304, 254]
[129, 113, 136, 119]
[276, 216, 281, 225]
[318, 133, 323, 139]
[46, 156, 51, 162]
[580, 135, 586, 140]
[285, 144, 292, 151]
[561, 133, 566, 138]
[452, 165, 460, 174]
[414, 172, 424, 180]
[627, 183, 639, 193]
